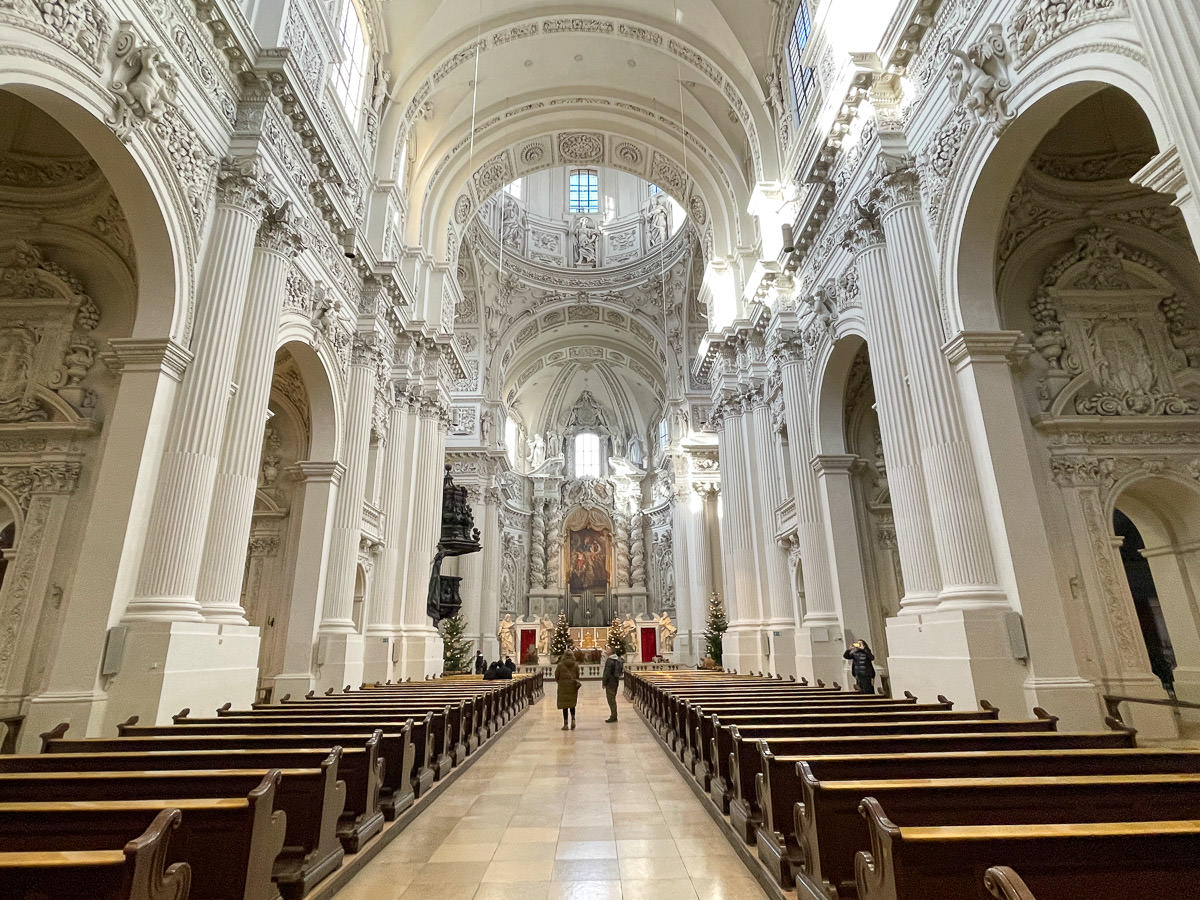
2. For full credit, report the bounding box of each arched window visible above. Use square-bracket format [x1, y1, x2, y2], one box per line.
[786, 1, 816, 121]
[334, 0, 370, 118]
[568, 169, 599, 214]
[574, 432, 601, 478]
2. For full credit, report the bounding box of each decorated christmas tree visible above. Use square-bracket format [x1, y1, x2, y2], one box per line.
[440, 613, 473, 674]
[549, 611, 574, 658]
[703, 592, 727, 666]
[606, 617, 633, 657]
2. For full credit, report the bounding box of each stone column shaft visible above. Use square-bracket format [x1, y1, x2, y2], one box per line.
[748, 396, 796, 623]
[368, 400, 411, 634]
[848, 233, 943, 609]
[321, 343, 379, 631]
[878, 184, 1004, 607]
[715, 401, 755, 622]
[778, 357, 838, 625]
[197, 206, 304, 623]
[402, 404, 447, 626]
[128, 160, 268, 622]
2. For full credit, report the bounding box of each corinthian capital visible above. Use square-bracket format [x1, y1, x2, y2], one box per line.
[214, 155, 270, 217]
[257, 200, 307, 257]
[874, 165, 923, 213]
[841, 203, 885, 257]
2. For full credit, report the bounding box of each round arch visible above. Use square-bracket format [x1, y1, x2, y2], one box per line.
[0, 65, 189, 342]
[813, 323, 869, 457]
[945, 47, 1174, 334]
[275, 337, 345, 462]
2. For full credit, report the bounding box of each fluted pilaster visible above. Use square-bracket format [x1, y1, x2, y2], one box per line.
[876, 171, 1004, 608]
[402, 400, 448, 625]
[748, 392, 796, 623]
[714, 395, 756, 622]
[776, 349, 839, 625]
[197, 202, 306, 623]
[127, 157, 270, 622]
[368, 399, 412, 634]
[321, 337, 383, 631]
[844, 213, 942, 610]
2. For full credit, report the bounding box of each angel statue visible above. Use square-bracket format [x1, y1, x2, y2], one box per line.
[658, 613, 678, 654]
[497, 614, 516, 659]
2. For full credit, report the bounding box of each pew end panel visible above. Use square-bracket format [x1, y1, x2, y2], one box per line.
[984, 866, 1038, 900]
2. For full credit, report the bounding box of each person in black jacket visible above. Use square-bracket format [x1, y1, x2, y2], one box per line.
[601, 646, 624, 722]
[484, 660, 504, 680]
[843, 640, 876, 694]
[474, 651, 486, 675]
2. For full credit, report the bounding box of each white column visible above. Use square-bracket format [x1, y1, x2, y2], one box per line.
[1125, 3, 1200, 244]
[477, 487, 502, 662]
[876, 169, 1005, 609]
[315, 335, 380, 690]
[271, 462, 342, 700]
[714, 394, 763, 673]
[945, 332, 1103, 729]
[127, 157, 269, 622]
[748, 391, 798, 676]
[397, 397, 448, 679]
[843, 215, 942, 610]
[197, 202, 305, 624]
[362, 396, 411, 683]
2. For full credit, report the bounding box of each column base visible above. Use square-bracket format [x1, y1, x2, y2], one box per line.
[1023, 675, 1105, 731]
[764, 624, 797, 678]
[395, 627, 445, 680]
[316, 632, 365, 693]
[361, 632, 397, 685]
[100, 621, 260, 734]
[17, 691, 110, 754]
[721, 625, 766, 674]
[885, 607, 1027, 713]
[793, 624, 845, 685]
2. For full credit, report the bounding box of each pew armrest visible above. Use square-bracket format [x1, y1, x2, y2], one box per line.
[127, 807, 193, 900]
[984, 866, 1038, 900]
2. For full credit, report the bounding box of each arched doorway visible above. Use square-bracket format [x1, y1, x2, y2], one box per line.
[1113, 509, 1175, 694]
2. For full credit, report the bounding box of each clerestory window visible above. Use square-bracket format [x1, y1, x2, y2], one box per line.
[568, 169, 599, 214]
[786, 1, 817, 121]
[334, 0, 370, 119]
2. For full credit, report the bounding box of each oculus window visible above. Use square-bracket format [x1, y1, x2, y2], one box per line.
[574, 432, 601, 478]
[568, 169, 599, 214]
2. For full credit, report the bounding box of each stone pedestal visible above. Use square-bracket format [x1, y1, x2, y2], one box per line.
[315, 632, 365, 693]
[361, 632, 397, 684]
[100, 621, 260, 734]
[885, 607, 1028, 712]
[794, 625, 846, 685]
[395, 627, 444, 680]
[722, 624, 765, 675]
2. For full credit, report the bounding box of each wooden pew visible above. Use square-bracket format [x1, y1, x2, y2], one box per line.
[0, 772, 286, 900]
[0, 807, 191, 900]
[799, 771, 1200, 897]
[716, 714, 1063, 825]
[854, 798, 1200, 900]
[123, 715, 429, 807]
[36, 728, 385, 853]
[0, 766, 343, 898]
[755, 746, 1200, 890]
[686, 702, 974, 786]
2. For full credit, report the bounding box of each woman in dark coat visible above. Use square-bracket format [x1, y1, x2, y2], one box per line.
[555, 653, 581, 730]
[843, 640, 876, 694]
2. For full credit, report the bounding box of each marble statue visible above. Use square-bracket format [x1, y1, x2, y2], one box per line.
[622, 613, 638, 657]
[497, 614, 516, 659]
[537, 613, 553, 656]
[530, 433, 546, 468]
[658, 613, 677, 653]
[573, 215, 598, 266]
[648, 197, 669, 247]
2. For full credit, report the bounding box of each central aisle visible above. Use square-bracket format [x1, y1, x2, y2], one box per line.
[332, 684, 769, 900]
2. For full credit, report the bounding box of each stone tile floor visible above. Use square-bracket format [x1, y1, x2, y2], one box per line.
[332, 688, 769, 900]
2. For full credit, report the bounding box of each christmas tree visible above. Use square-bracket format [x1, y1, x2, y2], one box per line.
[703, 592, 727, 666]
[607, 617, 632, 657]
[440, 613, 474, 674]
[549, 611, 574, 658]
